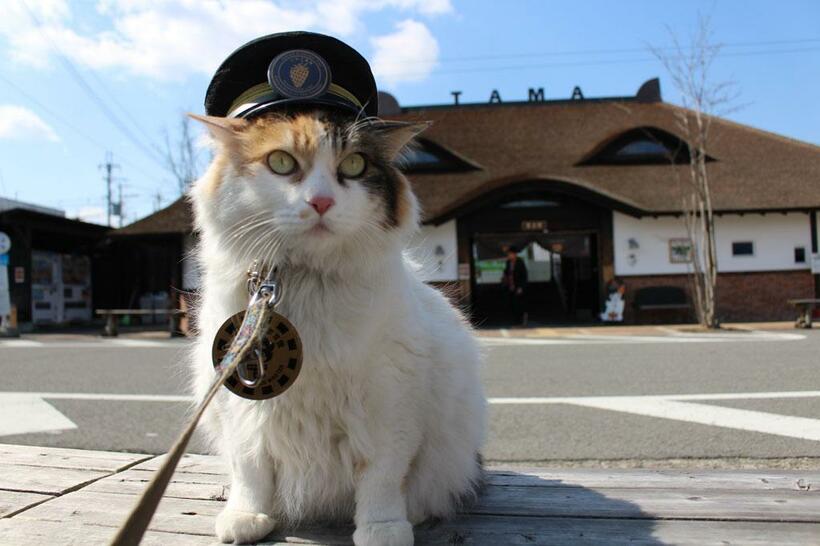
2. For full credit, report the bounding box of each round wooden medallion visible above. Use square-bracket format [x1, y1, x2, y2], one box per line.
[211, 311, 303, 400]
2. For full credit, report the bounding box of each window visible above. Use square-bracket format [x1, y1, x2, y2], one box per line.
[578, 127, 716, 166]
[615, 139, 669, 157]
[795, 247, 807, 263]
[399, 138, 481, 174]
[732, 241, 754, 257]
[500, 199, 560, 209]
[401, 147, 441, 169]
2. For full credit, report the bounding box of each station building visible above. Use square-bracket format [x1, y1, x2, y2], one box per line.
[117, 79, 820, 325]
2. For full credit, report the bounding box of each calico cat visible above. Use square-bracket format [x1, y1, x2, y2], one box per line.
[188, 108, 486, 545]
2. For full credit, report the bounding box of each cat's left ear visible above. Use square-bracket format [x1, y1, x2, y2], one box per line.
[188, 113, 248, 146]
[371, 120, 432, 159]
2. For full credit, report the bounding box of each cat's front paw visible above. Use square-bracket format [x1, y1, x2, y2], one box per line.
[215, 508, 276, 544]
[353, 520, 414, 546]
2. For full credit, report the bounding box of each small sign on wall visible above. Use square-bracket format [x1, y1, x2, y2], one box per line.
[669, 238, 693, 264]
[811, 254, 820, 274]
[458, 263, 471, 280]
[14, 267, 24, 284]
[521, 220, 547, 232]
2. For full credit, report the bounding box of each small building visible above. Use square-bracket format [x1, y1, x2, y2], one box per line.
[96, 199, 193, 328]
[113, 79, 820, 325]
[0, 199, 109, 329]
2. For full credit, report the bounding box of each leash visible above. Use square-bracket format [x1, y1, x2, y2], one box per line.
[109, 266, 281, 546]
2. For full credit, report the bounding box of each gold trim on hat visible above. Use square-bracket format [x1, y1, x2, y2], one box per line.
[227, 82, 363, 118]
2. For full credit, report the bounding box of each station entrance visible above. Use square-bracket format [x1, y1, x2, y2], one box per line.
[471, 232, 597, 325]
[455, 183, 614, 327]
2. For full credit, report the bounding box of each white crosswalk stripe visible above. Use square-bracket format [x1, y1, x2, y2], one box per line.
[2, 389, 820, 441]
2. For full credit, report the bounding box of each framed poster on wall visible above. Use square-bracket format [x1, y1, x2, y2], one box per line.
[669, 238, 693, 264]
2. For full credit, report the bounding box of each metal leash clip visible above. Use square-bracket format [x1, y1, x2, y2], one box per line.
[237, 265, 281, 387]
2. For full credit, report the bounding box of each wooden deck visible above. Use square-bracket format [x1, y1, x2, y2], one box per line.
[1, 444, 820, 545]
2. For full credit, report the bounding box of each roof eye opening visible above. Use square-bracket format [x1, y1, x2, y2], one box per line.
[578, 126, 715, 166]
[398, 138, 482, 174]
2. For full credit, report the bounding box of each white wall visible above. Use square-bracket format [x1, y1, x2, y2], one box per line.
[406, 220, 458, 282]
[613, 211, 813, 276]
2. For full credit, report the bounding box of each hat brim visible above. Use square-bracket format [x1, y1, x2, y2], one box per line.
[236, 95, 365, 120]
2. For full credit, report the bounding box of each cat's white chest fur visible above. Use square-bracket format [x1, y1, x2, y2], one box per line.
[188, 111, 486, 545]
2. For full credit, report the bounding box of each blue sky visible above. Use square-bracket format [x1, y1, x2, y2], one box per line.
[0, 0, 818, 225]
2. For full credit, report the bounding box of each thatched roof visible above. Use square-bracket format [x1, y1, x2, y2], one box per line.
[394, 99, 820, 224]
[114, 198, 192, 236]
[116, 95, 820, 235]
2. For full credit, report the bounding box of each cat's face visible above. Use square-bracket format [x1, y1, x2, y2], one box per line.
[191, 110, 426, 269]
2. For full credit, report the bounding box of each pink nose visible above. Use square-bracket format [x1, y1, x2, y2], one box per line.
[309, 196, 335, 216]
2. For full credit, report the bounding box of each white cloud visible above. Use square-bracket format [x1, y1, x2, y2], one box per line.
[371, 19, 440, 86]
[0, 105, 60, 142]
[0, 0, 452, 82]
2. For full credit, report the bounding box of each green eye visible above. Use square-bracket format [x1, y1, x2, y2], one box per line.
[267, 150, 297, 175]
[339, 153, 366, 178]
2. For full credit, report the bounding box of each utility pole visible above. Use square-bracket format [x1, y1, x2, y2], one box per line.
[118, 179, 123, 228]
[99, 152, 120, 227]
[153, 191, 163, 212]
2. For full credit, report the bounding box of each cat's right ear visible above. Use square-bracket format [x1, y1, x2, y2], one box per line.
[187, 114, 247, 146]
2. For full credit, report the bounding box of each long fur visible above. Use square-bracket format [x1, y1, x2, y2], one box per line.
[188, 110, 486, 545]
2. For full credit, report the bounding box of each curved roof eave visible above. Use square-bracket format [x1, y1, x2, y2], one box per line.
[422, 174, 647, 226]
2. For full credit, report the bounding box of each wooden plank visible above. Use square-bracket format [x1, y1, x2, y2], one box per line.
[0, 443, 151, 472]
[472, 484, 820, 522]
[410, 516, 820, 546]
[0, 463, 109, 495]
[0, 490, 52, 518]
[487, 468, 820, 492]
[86, 469, 229, 501]
[255, 517, 820, 546]
[8, 512, 820, 546]
[134, 453, 226, 475]
[14, 490, 222, 537]
[133, 457, 820, 494]
[0, 519, 214, 546]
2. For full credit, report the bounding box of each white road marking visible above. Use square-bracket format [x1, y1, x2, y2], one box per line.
[0, 339, 44, 347]
[3, 392, 195, 403]
[0, 339, 189, 349]
[481, 331, 805, 346]
[3, 389, 820, 441]
[489, 390, 820, 443]
[488, 390, 820, 404]
[0, 393, 77, 437]
[568, 398, 820, 442]
[0, 331, 803, 349]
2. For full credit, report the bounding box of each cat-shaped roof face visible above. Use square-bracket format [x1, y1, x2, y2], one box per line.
[190, 110, 428, 270]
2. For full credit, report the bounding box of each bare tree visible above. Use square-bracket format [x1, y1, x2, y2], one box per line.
[164, 115, 204, 196]
[650, 14, 740, 329]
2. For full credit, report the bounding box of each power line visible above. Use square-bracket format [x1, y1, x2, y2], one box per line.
[377, 45, 820, 78]
[380, 37, 820, 66]
[21, 1, 169, 171]
[0, 72, 162, 185]
[83, 68, 166, 158]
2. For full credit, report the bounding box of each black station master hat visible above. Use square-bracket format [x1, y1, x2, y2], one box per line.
[205, 31, 378, 119]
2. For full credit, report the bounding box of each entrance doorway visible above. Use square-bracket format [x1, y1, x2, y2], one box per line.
[471, 233, 598, 325]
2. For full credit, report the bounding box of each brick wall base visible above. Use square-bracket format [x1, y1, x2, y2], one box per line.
[620, 270, 815, 324]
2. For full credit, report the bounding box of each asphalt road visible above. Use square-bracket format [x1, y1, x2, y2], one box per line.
[2, 329, 820, 465]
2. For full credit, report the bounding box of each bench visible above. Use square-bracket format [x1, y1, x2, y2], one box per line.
[633, 286, 689, 311]
[95, 308, 186, 337]
[787, 298, 820, 329]
[2, 443, 819, 544]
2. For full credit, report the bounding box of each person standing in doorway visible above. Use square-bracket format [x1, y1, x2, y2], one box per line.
[503, 246, 529, 326]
